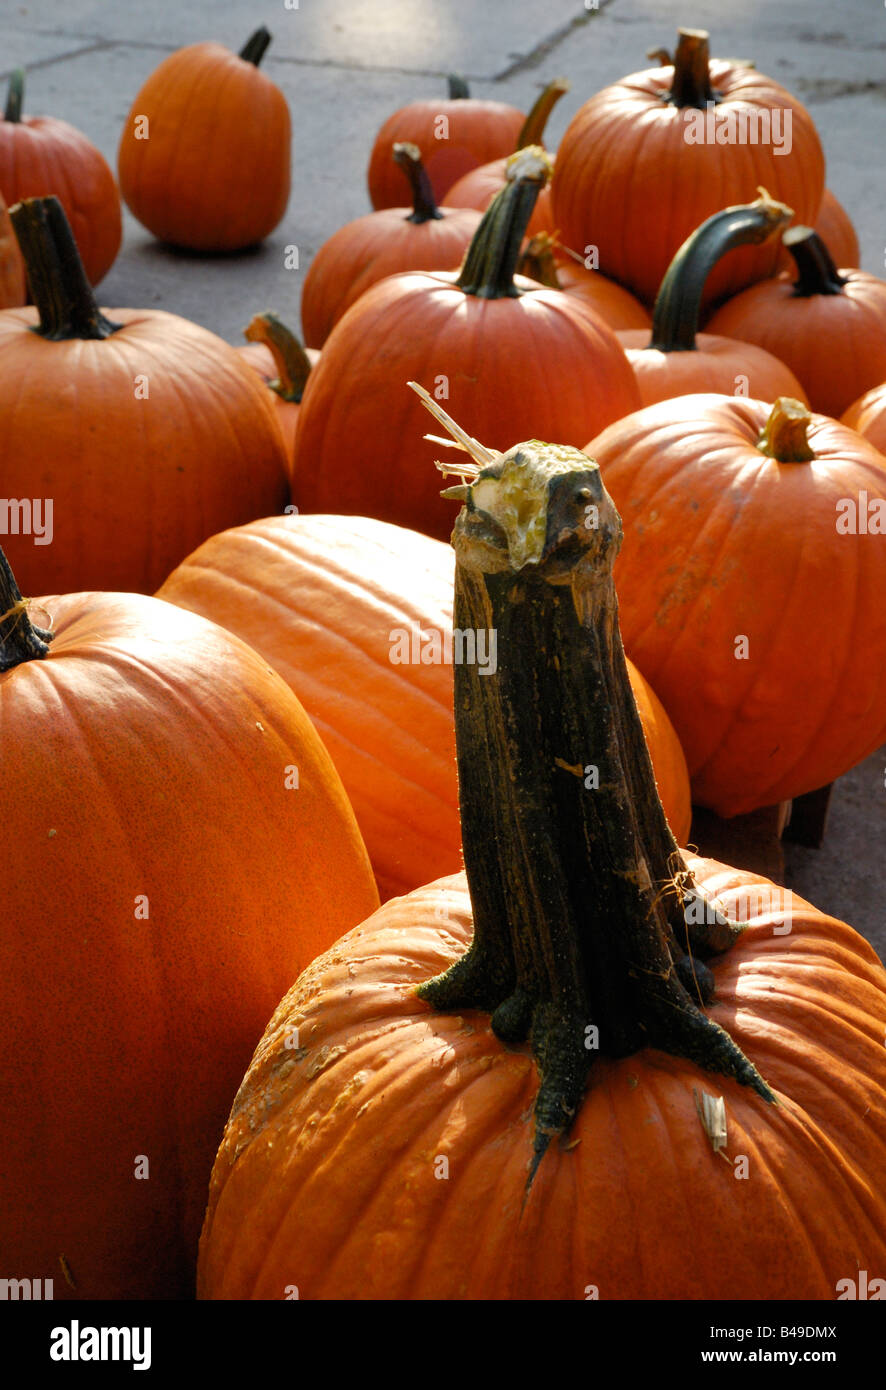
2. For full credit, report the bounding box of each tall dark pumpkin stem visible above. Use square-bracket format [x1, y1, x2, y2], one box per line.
[392, 143, 443, 223]
[239, 27, 272, 66]
[455, 147, 551, 299]
[9, 197, 121, 340]
[649, 191, 793, 351]
[783, 226, 847, 296]
[667, 28, 717, 108]
[409, 388, 774, 1180]
[0, 546, 54, 671]
[243, 312, 312, 403]
[4, 68, 24, 122]
[515, 77, 570, 148]
[447, 74, 470, 99]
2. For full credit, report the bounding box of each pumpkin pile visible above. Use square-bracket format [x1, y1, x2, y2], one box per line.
[2, 18, 885, 1308]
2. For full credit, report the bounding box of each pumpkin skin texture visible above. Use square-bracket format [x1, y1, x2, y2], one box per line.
[197, 864, 886, 1302]
[117, 31, 290, 250]
[157, 514, 692, 903]
[0, 191, 25, 307]
[442, 161, 555, 237]
[0, 585, 379, 1301]
[843, 384, 886, 456]
[585, 394, 886, 814]
[551, 38, 824, 309]
[617, 328, 807, 407]
[543, 253, 652, 332]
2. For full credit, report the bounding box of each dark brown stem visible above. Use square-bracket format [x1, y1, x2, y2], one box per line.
[239, 27, 272, 66]
[515, 77, 570, 149]
[392, 142, 442, 223]
[647, 47, 672, 66]
[666, 28, 717, 109]
[650, 192, 793, 351]
[447, 75, 470, 99]
[412, 411, 774, 1180]
[4, 68, 24, 122]
[757, 397, 815, 462]
[243, 312, 312, 403]
[455, 149, 550, 300]
[783, 226, 847, 296]
[0, 546, 54, 671]
[9, 197, 121, 340]
[517, 234, 562, 289]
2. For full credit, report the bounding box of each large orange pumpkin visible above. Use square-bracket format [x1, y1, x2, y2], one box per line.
[0, 68, 120, 286]
[301, 143, 481, 348]
[0, 547, 378, 1300]
[292, 151, 640, 541]
[551, 29, 825, 308]
[0, 197, 289, 595]
[158, 512, 691, 902]
[585, 394, 886, 814]
[198, 422, 886, 1301]
[117, 27, 290, 250]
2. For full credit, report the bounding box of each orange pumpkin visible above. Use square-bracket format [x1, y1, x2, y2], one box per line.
[552, 30, 824, 308]
[0, 547, 378, 1300]
[842, 384, 886, 456]
[198, 422, 886, 1301]
[292, 151, 640, 541]
[0, 68, 120, 286]
[117, 27, 290, 250]
[585, 394, 886, 814]
[517, 234, 652, 332]
[367, 76, 525, 210]
[1, 197, 289, 596]
[158, 512, 692, 904]
[301, 144, 481, 348]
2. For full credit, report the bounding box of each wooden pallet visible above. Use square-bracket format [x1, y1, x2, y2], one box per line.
[689, 783, 833, 884]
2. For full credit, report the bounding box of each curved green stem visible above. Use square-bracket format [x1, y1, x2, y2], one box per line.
[243, 312, 312, 403]
[392, 142, 442, 223]
[783, 226, 847, 296]
[239, 27, 272, 66]
[515, 77, 570, 149]
[650, 191, 793, 351]
[4, 68, 24, 122]
[0, 546, 54, 671]
[9, 197, 121, 340]
[455, 148, 551, 300]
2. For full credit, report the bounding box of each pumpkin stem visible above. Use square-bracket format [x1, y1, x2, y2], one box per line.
[392, 143, 443, 223]
[647, 47, 672, 66]
[243, 312, 312, 403]
[650, 190, 794, 352]
[4, 68, 24, 122]
[0, 545, 54, 672]
[783, 226, 847, 297]
[9, 197, 122, 340]
[666, 28, 718, 109]
[447, 74, 470, 99]
[239, 27, 272, 66]
[517, 233, 562, 289]
[515, 77, 570, 149]
[410, 390, 775, 1180]
[455, 147, 551, 300]
[757, 397, 815, 462]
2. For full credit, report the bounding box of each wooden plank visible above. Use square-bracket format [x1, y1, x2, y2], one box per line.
[782, 783, 834, 849]
[688, 803, 787, 884]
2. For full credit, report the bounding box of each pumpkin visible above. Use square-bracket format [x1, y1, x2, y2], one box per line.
[440, 77, 570, 237]
[367, 75, 526, 210]
[517, 234, 652, 332]
[0, 68, 121, 286]
[617, 192, 808, 406]
[237, 312, 318, 468]
[842, 384, 886, 457]
[197, 407, 886, 1301]
[778, 188, 859, 273]
[0, 188, 25, 307]
[157, 512, 691, 902]
[551, 29, 825, 308]
[292, 150, 641, 541]
[0, 197, 289, 596]
[584, 394, 886, 815]
[117, 27, 290, 250]
[706, 227, 886, 419]
[0, 545, 378, 1300]
[300, 143, 481, 349]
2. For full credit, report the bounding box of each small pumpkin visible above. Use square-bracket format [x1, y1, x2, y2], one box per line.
[198, 407, 886, 1301]
[367, 75, 526, 210]
[117, 27, 290, 250]
[0, 197, 289, 596]
[842, 384, 886, 457]
[292, 150, 640, 541]
[238, 312, 318, 468]
[158, 512, 691, 903]
[0, 68, 121, 286]
[517, 234, 652, 332]
[301, 143, 481, 348]
[617, 192, 808, 406]
[551, 29, 825, 307]
[706, 227, 886, 419]
[0, 545, 378, 1300]
[585, 393, 886, 814]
